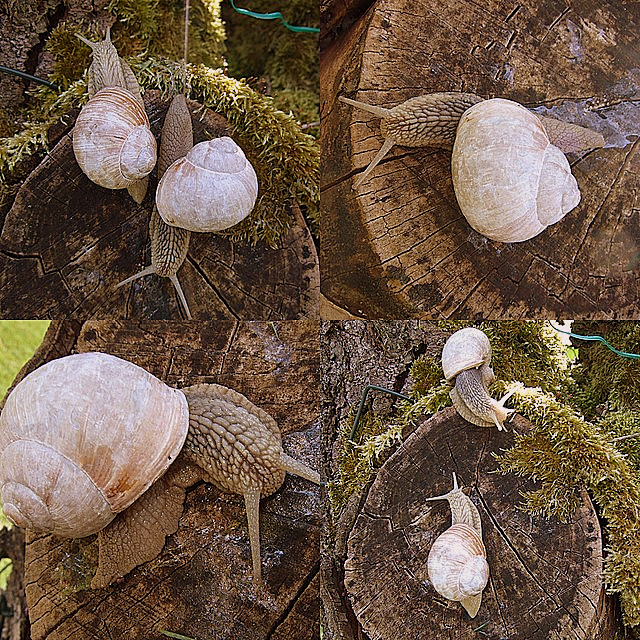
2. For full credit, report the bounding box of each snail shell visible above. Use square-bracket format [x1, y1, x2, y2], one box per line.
[451, 98, 581, 242]
[0, 353, 188, 538]
[73, 87, 157, 190]
[441, 327, 491, 382]
[441, 328, 513, 430]
[427, 523, 489, 618]
[156, 137, 259, 232]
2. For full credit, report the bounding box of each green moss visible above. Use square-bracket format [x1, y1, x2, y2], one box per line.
[570, 322, 640, 419]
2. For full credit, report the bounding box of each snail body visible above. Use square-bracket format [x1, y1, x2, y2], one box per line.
[424, 473, 489, 618]
[0, 352, 319, 586]
[156, 137, 259, 232]
[340, 92, 604, 242]
[73, 29, 156, 204]
[441, 327, 514, 430]
[116, 94, 194, 319]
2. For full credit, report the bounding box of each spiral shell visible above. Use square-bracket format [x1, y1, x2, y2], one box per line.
[156, 137, 259, 232]
[441, 327, 491, 381]
[0, 352, 188, 538]
[451, 98, 581, 242]
[427, 523, 489, 617]
[73, 87, 157, 190]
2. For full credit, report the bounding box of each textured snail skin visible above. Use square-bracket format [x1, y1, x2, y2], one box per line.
[0, 353, 320, 588]
[116, 94, 194, 319]
[156, 137, 259, 232]
[425, 473, 489, 618]
[442, 327, 514, 430]
[74, 29, 156, 204]
[182, 383, 320, 583]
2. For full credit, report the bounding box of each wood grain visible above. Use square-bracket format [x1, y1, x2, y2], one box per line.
[321, 0, 639, 318]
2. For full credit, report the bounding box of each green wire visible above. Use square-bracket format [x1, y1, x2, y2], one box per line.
[547, 321, 640, 359]
[229, 0, 320, 33]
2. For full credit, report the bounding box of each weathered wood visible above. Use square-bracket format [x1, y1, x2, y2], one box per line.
[345, 408, 611, 640]
[1, 319, 320, 640]
[321, 0, 639, 318]
[0, 91, 319, 320]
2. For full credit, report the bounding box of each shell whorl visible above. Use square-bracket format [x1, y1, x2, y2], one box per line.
[72, 87, 157, 189]
[156, 137, 259, 232]
[451, 98, 581, 243]
[441, 327, 492, 381]
[0, 352, 189, 538]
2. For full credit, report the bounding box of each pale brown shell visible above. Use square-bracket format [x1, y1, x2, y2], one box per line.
[0, 352, 188, 538]
[441, 327, 492, 381]
[156, 137, 258, 232]
[451, 98, 581, 242]
[427, 522, 489, 617]
[73, 87, 157, 190]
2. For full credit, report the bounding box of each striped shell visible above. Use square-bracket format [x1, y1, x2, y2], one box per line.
[156, 137, 259, 232]
[427, 522, 489, 616]
[451, 98, 581, 242]
[73, 87, 157, 190]
[441, 327, 491, 381]
[0, 352, 188, 538]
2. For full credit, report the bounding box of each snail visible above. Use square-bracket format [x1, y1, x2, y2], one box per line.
[0, 352, 320, 588]
[339, 92, 604, 242]
[156, 136, 259, 232]
[424, 472, 489, 618]
[441, 327, 514, 430]
[116, 94, 195, 319]
[73, 28, 157, 204]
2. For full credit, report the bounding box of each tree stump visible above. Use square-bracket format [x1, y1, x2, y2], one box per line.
[0, 91, 319, 320]
[320, 0, 639, 318]
[1, 319, 320, 640]
[345, 408, 613, 639]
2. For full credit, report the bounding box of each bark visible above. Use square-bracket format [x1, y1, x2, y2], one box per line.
[0, 319, 320, 640]
[0, 92, 319, 320]
[320, 0, 640, 318]
[320, 321, 621, 640]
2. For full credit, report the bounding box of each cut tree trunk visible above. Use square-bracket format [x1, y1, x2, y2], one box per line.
[320, 0, 639, 319]
[0, 91, 319, 320]
[345, 408, 613, 640]
[0, 319, 320, 640]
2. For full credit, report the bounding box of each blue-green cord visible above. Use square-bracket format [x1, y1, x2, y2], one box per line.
[547, 321, 640, 359]
[349, 385, 413, 441]
[229, 0, 320, 33]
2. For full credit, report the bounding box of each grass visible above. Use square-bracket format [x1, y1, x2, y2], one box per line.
[0, 321, 50, 398]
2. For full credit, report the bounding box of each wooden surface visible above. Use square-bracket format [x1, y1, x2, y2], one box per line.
[0, 91, 319, 321]
[320, 0, 639, 319]
[345, 408, 610, 640]
[1, 319, 320, 640]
